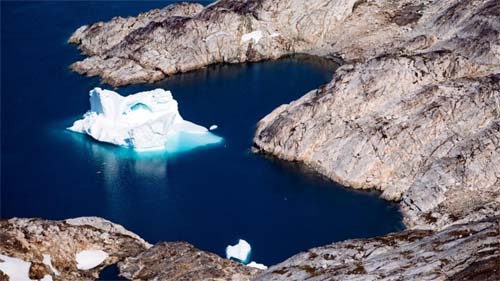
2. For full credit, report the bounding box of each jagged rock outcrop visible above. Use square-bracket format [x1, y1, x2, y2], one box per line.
[118, 242, 260, 281]
[0, 217, 151, 280]
[255, 216, 500, 281]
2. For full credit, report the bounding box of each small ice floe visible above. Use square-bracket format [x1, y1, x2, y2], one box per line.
[241, 30, 263, 43]
[209, 125, 218, 131]
[226, 239, 251, 263]
[75, 249, 108, 270]
[0, 254, 32, 281]
[68, 88, 222, 152]
[42, 254, 60, 276]
[247, 261, 268, 270]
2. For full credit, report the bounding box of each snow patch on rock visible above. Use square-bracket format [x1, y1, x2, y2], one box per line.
[75, 249, 108, 270]
[0, 254, 32, 281]
[241, 31, 263, 43]
[42, 254, 59, 276]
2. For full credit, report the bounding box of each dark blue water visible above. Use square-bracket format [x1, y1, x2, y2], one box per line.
[1, 0, 403, 268]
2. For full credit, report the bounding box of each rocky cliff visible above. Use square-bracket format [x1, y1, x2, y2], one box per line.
[6, 0, 496, 280]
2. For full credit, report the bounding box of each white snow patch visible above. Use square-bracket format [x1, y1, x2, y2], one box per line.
[241, 31, 263, 43]
[75, 250, 108, 270]
[247, 261, 268, 270]
[209, 125, 218, 131]
[205, 31, 232, 42]
[226, 239, 251, 263]
[42, 254, 59, 276]
[0, 254, 32, 281]
[270, 32, 280, 38]
[68, 88, 222, 151]
[40, 275, 53, 281]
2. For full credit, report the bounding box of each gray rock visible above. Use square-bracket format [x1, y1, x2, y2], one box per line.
[255, 216, 500, 281]
[118, 242, 260, 281]
[254, 51, 500, 229]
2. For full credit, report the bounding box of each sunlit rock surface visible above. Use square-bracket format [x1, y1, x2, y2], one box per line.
[69, 88, 222, 151]
[255, 216, 500, 281]
[118, 242, 261, 281]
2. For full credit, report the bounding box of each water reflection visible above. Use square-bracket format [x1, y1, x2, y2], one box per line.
[65, 131, 170, 216]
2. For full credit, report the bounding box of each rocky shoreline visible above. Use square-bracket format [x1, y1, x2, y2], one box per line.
[2, 0, 499, 280]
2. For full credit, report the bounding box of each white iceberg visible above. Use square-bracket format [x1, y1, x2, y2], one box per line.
[69, 88, 222, 152]
[247, 261, 268, 270]
[226, 239, 251, 263]
[75, 249, 108, 270]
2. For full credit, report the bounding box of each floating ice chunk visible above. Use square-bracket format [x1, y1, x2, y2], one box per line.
[0, 254, 32, 281]
[241, 31, 263, 43]
[43, 254, 60, 276]
[247, 261, 268, 270]
[209, 125, 218, 131]
[75, 249, 108, 270]
[68, 88, 222, 152]
[226, 239, 251, 263]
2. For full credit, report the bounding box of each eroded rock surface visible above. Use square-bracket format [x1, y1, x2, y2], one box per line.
[255, 51, 500, 230]
[118, 242, 260, 281]
[0, 217, 150, 280]
[255, 216, 500, 281]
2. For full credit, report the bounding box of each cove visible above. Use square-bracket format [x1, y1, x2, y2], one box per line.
[1, 0, 403, 267]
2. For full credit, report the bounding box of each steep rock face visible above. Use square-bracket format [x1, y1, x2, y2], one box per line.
[69, 0, 499, 86]
[0, 217, 151, 280]
[255, 216, 500, 281]
[118, 242, 260, 281]
[254, 51, 500, 229]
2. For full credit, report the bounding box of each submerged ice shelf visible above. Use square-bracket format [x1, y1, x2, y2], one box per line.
[69, 88, 222, 152]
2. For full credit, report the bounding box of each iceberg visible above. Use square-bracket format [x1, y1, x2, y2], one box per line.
[247, 261, 268, 270]
[226, 239, 251, 263]
[69, 88, 222, 152]
[75, 249, 108, 270]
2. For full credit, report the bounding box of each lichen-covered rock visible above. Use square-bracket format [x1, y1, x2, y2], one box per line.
[255, 216, 500, 281]
[118, 242, 261, 281]
[0, 217, 151, 280]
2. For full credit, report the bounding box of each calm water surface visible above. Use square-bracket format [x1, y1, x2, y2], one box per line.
[1, 0, 403, 268]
